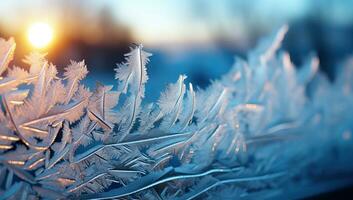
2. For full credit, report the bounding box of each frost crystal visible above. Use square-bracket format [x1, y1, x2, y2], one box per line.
[0, 26, 353, 199]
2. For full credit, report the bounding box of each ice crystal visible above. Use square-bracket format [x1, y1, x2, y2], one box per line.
[0, 26, 353, 199]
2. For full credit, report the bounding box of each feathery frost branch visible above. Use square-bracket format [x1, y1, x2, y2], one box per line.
[1, 26, 353, 199]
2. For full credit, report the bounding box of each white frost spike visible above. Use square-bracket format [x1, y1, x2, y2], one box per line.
[88, 83, 120, 131]
[63, 60, 88, 104]
[158, 75, 187, 129]
[45, 80, 66, 112]
[138, 103, 160, 133]
[158, 75, 187, 115]
[115, 44, 151, 96]
[177, 83, 196, 131]
[23, 52, 47, 75]
[196, 83, 228, 124]
[282, 52, 296, 88]
[297, 56, 319, 85]
[115, 45, 151, 137]
[0, 38, 15, 76]
[28, 61, 49, 118]
[0, 67, 32, 94]
[250, 25, 288, 65]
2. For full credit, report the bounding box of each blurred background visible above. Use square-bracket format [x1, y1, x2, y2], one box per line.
[0, 0, 353, 101]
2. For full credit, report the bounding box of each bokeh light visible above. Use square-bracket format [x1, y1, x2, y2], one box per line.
[27, 22, 53, 48]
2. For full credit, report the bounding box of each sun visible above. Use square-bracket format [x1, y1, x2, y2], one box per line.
[27, 22, 53, 49]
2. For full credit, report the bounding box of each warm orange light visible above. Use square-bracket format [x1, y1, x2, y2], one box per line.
[27, 22, 53, 48]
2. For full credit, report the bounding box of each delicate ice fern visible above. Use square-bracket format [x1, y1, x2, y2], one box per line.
[1, 26, 353, 199]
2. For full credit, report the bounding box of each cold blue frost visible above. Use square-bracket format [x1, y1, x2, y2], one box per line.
[0, 25, 353, 199]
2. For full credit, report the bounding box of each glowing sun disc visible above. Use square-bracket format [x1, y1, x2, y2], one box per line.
[27, 22, 53, 48]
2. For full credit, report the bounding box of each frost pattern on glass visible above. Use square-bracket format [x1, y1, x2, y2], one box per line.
[0, 26, 353, 199]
